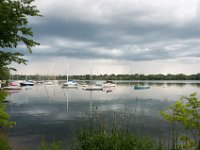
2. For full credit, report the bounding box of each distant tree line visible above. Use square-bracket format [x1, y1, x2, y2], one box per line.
[4, 73, 200, 81]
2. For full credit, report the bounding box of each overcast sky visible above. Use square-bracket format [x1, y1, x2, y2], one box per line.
[12, 0, 200, 75]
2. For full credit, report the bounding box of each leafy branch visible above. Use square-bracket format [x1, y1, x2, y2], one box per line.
[161, 93, 200, 149]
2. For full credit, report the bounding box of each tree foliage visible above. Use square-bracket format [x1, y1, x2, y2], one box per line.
[0, 0, 41, 51]
[0, 0, 41, 71]
[161, 93, 200, 149]
[0, 67, 10, 80]
[0, 51, 26, 70]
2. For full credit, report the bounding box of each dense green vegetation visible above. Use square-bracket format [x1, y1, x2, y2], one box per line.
[70, 129, 163, 150]
[0, 91, 14, 128]
[38, 129, 164, 150]
[0, 90, 14, 150]
[10, 73, 200, 81]
[0, 133, 11, 150]
[0, 67, 10, 80]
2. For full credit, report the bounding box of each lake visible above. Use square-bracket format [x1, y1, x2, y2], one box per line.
[5, 80, 200, 149]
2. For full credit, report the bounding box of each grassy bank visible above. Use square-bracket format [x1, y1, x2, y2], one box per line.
[0, 90, 12, 150]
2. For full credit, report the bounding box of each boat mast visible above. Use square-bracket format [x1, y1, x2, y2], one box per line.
[67, 64, 68, 82]
[90, 62, 92, 81]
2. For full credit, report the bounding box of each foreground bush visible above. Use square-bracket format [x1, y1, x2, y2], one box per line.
[161, 93, 200, 150]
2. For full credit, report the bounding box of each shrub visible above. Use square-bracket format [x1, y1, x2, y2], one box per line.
[161, 93, 200, 149]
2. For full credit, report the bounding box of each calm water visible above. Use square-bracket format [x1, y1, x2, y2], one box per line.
[5, 80, 200, 149]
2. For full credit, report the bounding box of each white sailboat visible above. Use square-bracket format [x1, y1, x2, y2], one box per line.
[63, 80, 78, 88]
[62, 64, 78, 88]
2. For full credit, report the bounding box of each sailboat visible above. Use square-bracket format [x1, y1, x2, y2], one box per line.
[63, 80, 77, 88]
[62, 65, 78, 88]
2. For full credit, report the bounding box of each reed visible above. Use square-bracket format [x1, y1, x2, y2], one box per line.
[0, 133, 11, 150]
[39, 138, 64, 150]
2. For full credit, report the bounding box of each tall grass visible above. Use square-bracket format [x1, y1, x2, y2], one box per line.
[70, 129, 164, 150]
[39, 138, 64, 150]
[0, 133, 11, 150]
[70, 109, 165, 150]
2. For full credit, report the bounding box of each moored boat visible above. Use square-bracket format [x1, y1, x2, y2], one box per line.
[63, 80, 78, 88]
[133, 85, 150, 90]
[3, 81, 22, 90]
[20, 81, 34, 86]
[102, 80, 116, 87]
[8, 81, 20, 86]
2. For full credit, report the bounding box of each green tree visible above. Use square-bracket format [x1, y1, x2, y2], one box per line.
[0, 0, 40, 148]
[0, 0, 41, 71]
[0, 67, 10, 80]
[161, 93, 200, 149]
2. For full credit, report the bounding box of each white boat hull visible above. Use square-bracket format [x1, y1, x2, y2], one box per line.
[62, 84, 78, 88]
[102, 83, 116, 87]
[3, 86, 21, 90]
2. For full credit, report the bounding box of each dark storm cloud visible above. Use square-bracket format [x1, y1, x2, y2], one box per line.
[28, 0, 200, 62]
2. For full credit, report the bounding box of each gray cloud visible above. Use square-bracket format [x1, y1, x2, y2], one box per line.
[12, 0, 200, 74]
[29, 9, 200, 60]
